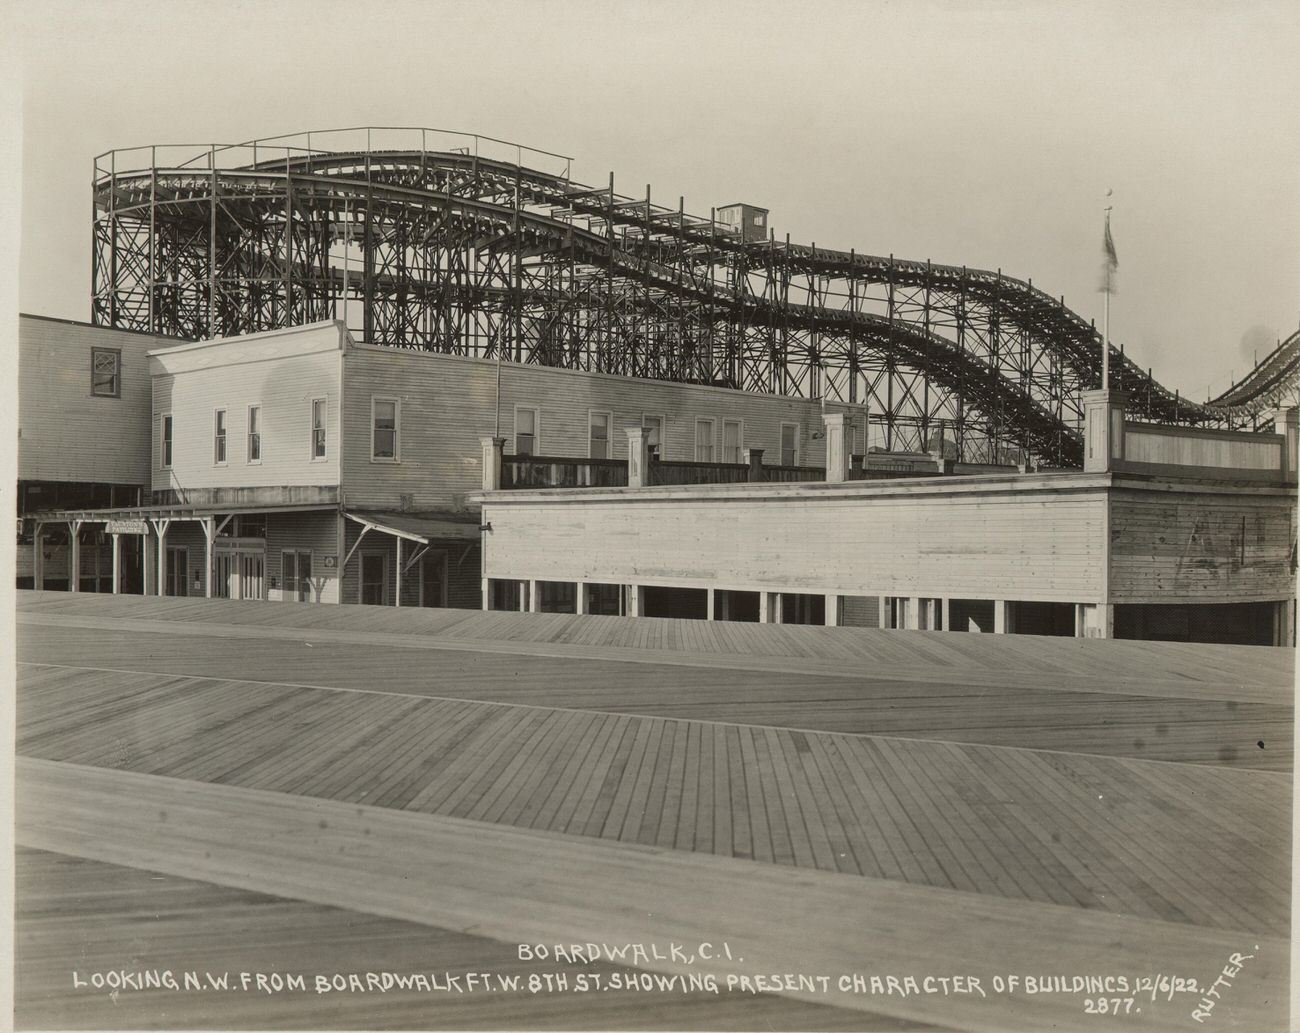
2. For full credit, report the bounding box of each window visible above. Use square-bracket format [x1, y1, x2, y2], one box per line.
[371, 397, 399, 461]
[695, 418, 715, 462]
[161, 414, 173, 469]
[642, 414, 664, 458]
[247, 405, 261, 463]
[515, 406, 539, 455]
[91, 348, 121, 398]
[311, 398, 327, 459]
[780, 423, 800, 466]
[723, 419, 743, 464]
[282, 550, 313, 602]
[213, 409, 227, 465]
[588, 411, 611, 459]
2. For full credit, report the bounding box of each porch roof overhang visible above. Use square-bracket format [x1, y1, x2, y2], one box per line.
[32, 502, 340, 525]
[345, 510, 483, 545]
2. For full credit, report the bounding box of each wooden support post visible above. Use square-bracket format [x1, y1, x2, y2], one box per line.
[941, 597, 951, 632]
[1272, 407, 1298, 482]
[1081, 389, 1127, 473]
[33, 522, 44, 591]
[480, 436, 505, 490]
[626, 427, 651, 487]
[575, 582, 588, 615]
[157, 526, 168, 596]
[528, 579, 540, 613]
[626, 584, 641, 618]
[395, 538, 403, 607]
[481, 578, 491, 611]
[759, 591, 774, 624]
[143, 525, 155, 597]
[68, 520, 82, 593]
[993, 600, 1010, 634]
[822, 413, 851, 483]
[706, 587, 715, 621]
[879, 595, 890, 629]
[111, 533, 121, 595]
[1277, 599, 1296, 647]
[517, 581, 528, 613]
[824, 592, 838, 627]
[203, 517, 215, 598]
[150, 518, 171, 596]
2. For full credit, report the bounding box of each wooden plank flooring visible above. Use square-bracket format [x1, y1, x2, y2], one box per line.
[17, 761, 1289, 1033]
[14, 591, 1292, 1031]
[16, 848, 920, 1031]
[17, 621, 1292, 768]
[16, 662, 1289, 935]
[19, 590, 1293, 699]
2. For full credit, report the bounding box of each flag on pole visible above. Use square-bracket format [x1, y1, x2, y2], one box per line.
[1101, 209, 1118, 294]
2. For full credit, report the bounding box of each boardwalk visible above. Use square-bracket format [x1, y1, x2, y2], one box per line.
[13, 591, 1293, 1032]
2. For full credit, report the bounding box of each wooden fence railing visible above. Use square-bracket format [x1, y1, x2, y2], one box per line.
[500, 455, 628, 489]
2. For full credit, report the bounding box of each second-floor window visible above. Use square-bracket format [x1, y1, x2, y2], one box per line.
[589, 412, 611, 459]
[248, 405, 261, 462]
[214, 410, 227, 464]
[515, 406, 538, 455]
[91, 348, 121, 398]
[311, 398, 327, 459]
[161, 414, 173, 469]
[372, 397, 399, 460]
[695, 418, 715, 462]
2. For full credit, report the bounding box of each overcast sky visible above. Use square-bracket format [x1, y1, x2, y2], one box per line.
[15, 0, 1299, 400]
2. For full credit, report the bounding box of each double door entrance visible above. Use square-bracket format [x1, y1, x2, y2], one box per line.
[214, 541, 266, 600]
[360, 549, 447, 607]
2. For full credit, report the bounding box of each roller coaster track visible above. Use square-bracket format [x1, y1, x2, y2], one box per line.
[1206, 329, 1300, 416]
[89, 129, 1291, 466]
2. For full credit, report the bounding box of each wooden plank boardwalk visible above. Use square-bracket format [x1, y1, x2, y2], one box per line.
[14, 591, 1292, 1031]
[17, 847, 912, 1031]
[18, 611, 1293, 769]
[19, 590, 1293, 700]
[17, 760, 1289, 1033]
[16, 661, 1289, 934]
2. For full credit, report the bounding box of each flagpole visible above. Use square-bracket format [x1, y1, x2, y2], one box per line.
[1103, 203, 1112, 390]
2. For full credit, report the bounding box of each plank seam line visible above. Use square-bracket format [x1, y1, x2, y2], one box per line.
[18, 660, 1289, 779]
[20, 611, 1288, 701]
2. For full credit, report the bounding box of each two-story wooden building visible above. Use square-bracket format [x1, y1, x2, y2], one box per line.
[30, 320, 863, 610]
[17, 315, 182, 591]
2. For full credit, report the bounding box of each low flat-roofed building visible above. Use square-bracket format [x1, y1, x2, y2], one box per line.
[476, 393, 1298, 645]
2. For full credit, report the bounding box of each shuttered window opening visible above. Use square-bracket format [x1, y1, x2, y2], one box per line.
[371, 397, 399, 461]
[311, 398, 327, 459]
[213, 409, 227, 465]
[91, 347, 121, 398]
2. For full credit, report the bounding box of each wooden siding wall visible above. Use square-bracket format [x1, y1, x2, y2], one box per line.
[1108, 490, 1296, 604]
[150, 330, 342, 497]
[265, 511, 342, 604]
[19, 317, 177, 486]
[342, 347, 858, 510]
[1123, 423, 1283, 475]
[482, 485, 1108, 603]
[337, 523, 480, 608]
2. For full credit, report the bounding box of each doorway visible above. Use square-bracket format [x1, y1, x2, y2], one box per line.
[360, 551, 388, 605]
[419, 551, 448, 607]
